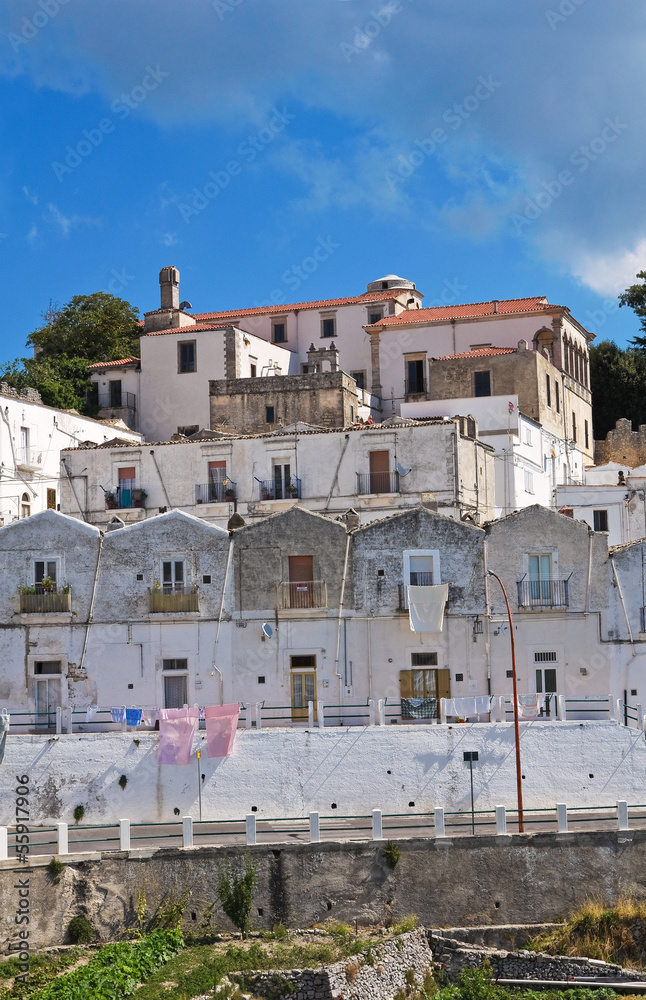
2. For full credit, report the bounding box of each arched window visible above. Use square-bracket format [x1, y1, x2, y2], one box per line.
[21, 492, 30, 519]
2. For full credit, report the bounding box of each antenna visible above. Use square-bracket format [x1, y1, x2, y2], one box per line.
[261, 623, 273, 640]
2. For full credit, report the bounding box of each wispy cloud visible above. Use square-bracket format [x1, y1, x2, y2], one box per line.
[26, 223, 40, 248]
[45, 203, 101, 237]
[22, 186, 38, 205]
[159, 231, 178, 247]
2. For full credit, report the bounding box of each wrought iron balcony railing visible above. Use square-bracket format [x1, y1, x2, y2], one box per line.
[405, 378, 427, 395]
[517, 577, 570, 608]
[277, 580, 327, 610]
[257, 475, 302, 501]
[105, 484, 147, 510]
[195, 480, 237, 504]
[357, 471, 400, 495]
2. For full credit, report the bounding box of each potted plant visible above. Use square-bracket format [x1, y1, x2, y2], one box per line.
[105, 491, 118, 510]
[133, 489, 147, 508]
[40, 577, 55, 593]
[225, 487, 235, 500]
[261, 489, 274, 500]
[288, 483, 299, 498]
[18, 585, 36, 595]
[152, 580, 162, 593]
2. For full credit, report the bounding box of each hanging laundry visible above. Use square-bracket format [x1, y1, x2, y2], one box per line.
[110, 707, 125, 724]
[85, 705, 98, 723]
[204, 704, 239, 757]
[407, 584, 449, 632]
[0, 710, 9, 765]
[518, 693, 541, 719]
[157, 708, 199, 765]
[141, 709, 158, 727]
[125, 708, 142, 727]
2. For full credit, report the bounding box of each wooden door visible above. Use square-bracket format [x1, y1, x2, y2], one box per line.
[291, 655, 317, 721]
[369, 450, 390, 493]
[289, 555, 314, 608]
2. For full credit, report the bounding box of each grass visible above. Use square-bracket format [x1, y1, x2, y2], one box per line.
[0, 949, 88, 997]
[526, 898, 646, 968]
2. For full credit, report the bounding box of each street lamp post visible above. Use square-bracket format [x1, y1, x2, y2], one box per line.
[486, 570, 524, 832]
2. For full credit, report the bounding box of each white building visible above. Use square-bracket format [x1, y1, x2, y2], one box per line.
[0, 381, 141, 527]
[557, 463, 646, 547]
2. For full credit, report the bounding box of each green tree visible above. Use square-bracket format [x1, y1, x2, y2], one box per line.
[619, 270, 646, 348]
[589, 340, 646, 439]
[0, 292, 140, 414]
[217, 855, 257, 938]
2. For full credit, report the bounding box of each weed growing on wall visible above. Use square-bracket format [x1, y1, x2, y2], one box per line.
[383, 840, 402, 869]
[217, 855, 257, 939]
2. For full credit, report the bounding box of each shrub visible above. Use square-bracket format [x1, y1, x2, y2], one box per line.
[73, 805, 85, 824]
[217, 855, 257, 939]
[47, 857, 65, 885]
[383, 840, 402, 869]
[67, 915, 94, 944]
[393, 915, 419, 934]
[118, 774, 128, 790]
[346, 960, 360, 983]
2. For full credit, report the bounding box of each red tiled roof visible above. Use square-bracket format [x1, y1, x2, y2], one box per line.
[87, 357, 140, 370]
[432, 347, 518, 361]
[371, 297, 553, 327]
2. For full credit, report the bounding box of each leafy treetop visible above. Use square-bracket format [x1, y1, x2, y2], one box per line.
[27, 292, 141, 362]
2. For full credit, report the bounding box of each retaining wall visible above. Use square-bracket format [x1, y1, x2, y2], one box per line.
[5, 828, 646, 952]
[1, 721, 646, 825]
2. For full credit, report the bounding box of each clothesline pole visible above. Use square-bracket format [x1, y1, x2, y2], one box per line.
[196, 747, 202, 823]
[486, 570, 524, 832]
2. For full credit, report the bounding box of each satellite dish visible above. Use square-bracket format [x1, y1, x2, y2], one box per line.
[261, 623, 273, 639]
[396, 462, 411, 477]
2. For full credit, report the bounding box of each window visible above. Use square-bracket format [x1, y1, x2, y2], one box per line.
[351, 371, 365, 390]
[250, 364, 257, 378]
[266, 405, 275, 424]
[535, 667, 557, 695]
[406, 358, 426, 394]
[593, 509, 609, 532]
[534, 651, 557, 662]
[35, 560, 58, 591]
[21, 492, 31, 518]
[288, 554, 314, 608]
[162, 560, 185, 593]
[402, 550, 440, 606]
[109, 380, 122, 407]
[178, 341, 196, 373]
[585, 419, 589, 450]
[34, 660, 62, 674]
[118, 466, 136, 507]
[411, 652, 438, 666]
[273, 462, 292, 500]
[524, 470, 534, 494]
[46, 488, 56, 510]
[163, 658, 188, 709]
[272, 320, 287, 343]
[369, 311, 383, 325]
[555, 381, 560, 413]
[546, 374, 551, 408]
[20, 426, 29, 454]
[572, 412, 577, 443]
[321, 316, 336, 338]
[369, 450, 390, 493]
[399, 664, 449, 718]
[525, 427, 532, 445]
[474, 370, 491, 397]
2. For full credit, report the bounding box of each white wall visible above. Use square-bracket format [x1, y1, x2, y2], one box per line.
[0, 722, 643, 825]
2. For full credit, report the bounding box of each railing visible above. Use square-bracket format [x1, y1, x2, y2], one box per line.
[405, 378, 427, 395]
[105, 484, 147, 510]
[16, 446, 42, 469]
[93, 391, 137, 410]
[149, 588, 199, 613]
[4, 799, 646, 860]
[277, 580, 327, 609]
[517, 577, 570, 608]
[195, 480, 237, 504]
[356, 471, 400, 495]
[257, 475, 302, 501]
[398, 577, 435, 611]
[19, 590, 71, 613]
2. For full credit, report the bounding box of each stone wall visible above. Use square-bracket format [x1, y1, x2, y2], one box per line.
[7, 829, 646, 952]
[595, 418, 646, 468]
[239, 929, 431, 1000]
[430, 933, 646, 982]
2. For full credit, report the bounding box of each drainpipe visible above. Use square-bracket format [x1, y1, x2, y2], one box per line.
[1, 407, 37, 498]
[584, 529, 593, 614]
[483, 534, 491, 692]
[79, 533, 104, 674]
[61, 457, 86, 521]
[452, 426, 460, 513]
[149, 450, 172, 509]
[333, 532, 352, 705]
[611, 554, 635, 714]
[324, 433, 351, 510]
[211, 533, 235, 704]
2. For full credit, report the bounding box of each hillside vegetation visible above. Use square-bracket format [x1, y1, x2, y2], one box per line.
[527, 899, 646, 967]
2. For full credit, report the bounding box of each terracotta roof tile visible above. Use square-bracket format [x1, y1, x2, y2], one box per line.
[432, 347, 517, 361]
[371, 296, 553, 327]
[87, 357, 140, 370]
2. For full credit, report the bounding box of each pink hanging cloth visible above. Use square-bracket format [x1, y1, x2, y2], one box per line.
[157, 707, 199, 765]
[204, 704, 240, 758]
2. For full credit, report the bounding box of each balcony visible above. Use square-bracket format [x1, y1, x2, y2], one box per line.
[517, 577, 570, 609]
[277, 580, 327, 610]
[149, 586, 199, 613]
[405, 377, 427, 396]
[257, 476, 302, 501]
[105, 485, 147, 510]
[195, 480, 237, 504]
[357, 471, 400, 495]
[19, 588, 71, 613]
[16, 446, 43, 473]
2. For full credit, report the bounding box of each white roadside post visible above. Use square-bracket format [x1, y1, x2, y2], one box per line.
[495, 805, 507, 835]
[557, 803, 568, 833]
[56, 822, 68, 855]
[309, 811, 320, 843]
[246, 813, 257, 846]
[372, 809, 383, 840]
[434, 806, 445, 838]
[119, 818, 131, 851]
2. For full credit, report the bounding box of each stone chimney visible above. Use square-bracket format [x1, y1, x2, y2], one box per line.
[160, 266, 180, 310]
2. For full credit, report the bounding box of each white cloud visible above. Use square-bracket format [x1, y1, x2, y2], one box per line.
[26, 223, 40, 247]
[45, 204, 101, 238]
[22, 186, 38, 205]
[159, 231, 178, 247]
[571, 240, 646, 297]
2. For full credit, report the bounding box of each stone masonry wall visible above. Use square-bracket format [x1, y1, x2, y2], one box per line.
[239, 929, 432, 1000]
[430, 934, 646, 982]
[595, 418, 646, 467]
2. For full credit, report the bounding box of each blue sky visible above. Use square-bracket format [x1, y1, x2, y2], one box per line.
[1, 0, 645, 362]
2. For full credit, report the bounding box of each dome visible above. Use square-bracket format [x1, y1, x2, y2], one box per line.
[366, 274, 417, 293]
